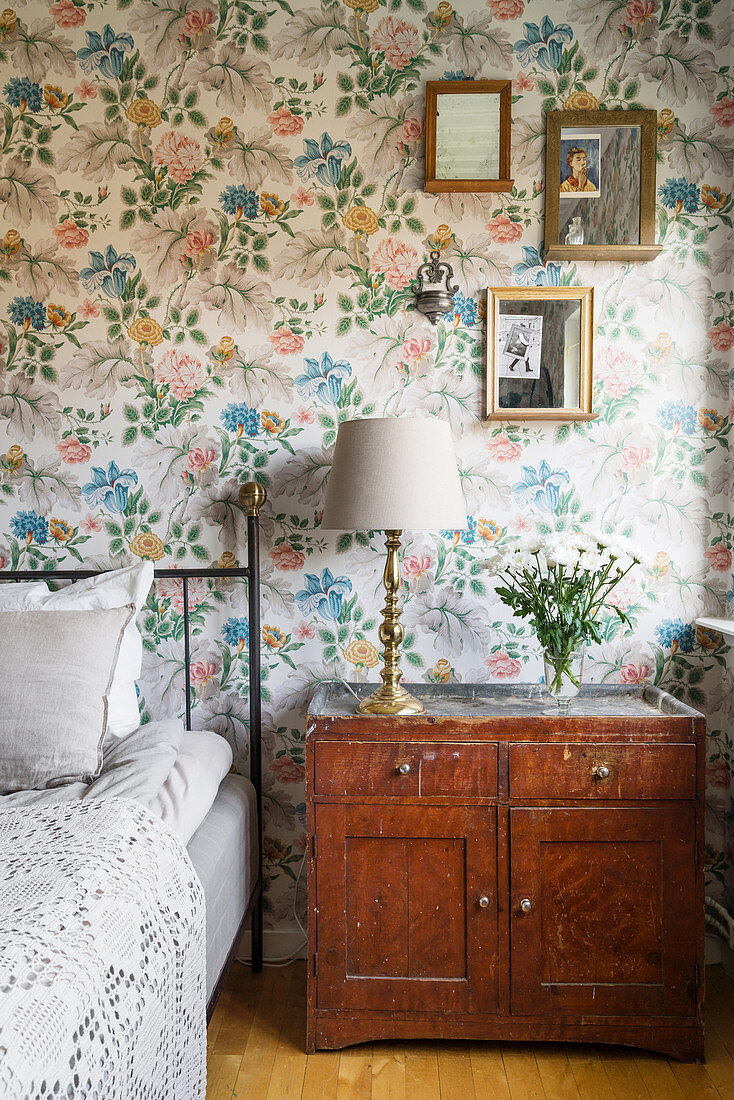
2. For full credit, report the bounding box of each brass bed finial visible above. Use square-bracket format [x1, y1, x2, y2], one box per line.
[239, 481, 267, 516]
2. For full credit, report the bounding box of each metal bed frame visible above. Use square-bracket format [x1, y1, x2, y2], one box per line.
[1, 480, 266, 1019]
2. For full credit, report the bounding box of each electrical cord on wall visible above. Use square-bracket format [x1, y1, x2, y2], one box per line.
[236, 850, 307, 968]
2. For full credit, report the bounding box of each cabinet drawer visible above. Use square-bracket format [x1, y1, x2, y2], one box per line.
[314, 741, 498, 798]
[509, 742, 696, 800]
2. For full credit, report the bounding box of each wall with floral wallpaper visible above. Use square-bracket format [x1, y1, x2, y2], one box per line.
[0, 0, 732, 934]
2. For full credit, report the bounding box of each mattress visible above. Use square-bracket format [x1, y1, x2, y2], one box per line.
[187, 772, 257, 1001]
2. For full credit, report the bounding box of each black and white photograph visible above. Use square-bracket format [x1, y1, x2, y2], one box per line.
[497, 316, 543, 379]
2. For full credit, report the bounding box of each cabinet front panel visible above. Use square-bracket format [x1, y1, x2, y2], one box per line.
[510, 807, 697, 1018]
[509, 742, 696, 800]
[314, 740, 498, 798]
[315, 804, 497, 1014]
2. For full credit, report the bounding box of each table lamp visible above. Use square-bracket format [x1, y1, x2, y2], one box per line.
[322, 416, 466, 716]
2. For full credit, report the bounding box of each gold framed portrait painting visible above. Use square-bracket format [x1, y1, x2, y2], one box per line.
[544, 109, 662, 261]
[485, 286, 595, 422]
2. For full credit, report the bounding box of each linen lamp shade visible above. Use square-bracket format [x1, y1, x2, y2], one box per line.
[322, 417, 466, 531]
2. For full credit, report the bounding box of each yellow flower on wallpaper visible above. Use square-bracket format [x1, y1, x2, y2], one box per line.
[260, 192, 285, 216]
[2, 229, 21, 255]
[49, 518, 73, 541]
[47, 303, 72, 328]
[0, 8, 16, 38]
[261, 410, 285, 434]
[4, 444, 23, 471]
[127, 316, 163, 346]
[129, 531, 165, 561]
[563, 89, 599, 110]
[342, 205, 379, 235]
[343, 638, 379, 669]
[215, 336, 236, 361]
[262, 625, 286, 649]
[43, 85, 68, 109]
[343, 0, 379, 12]
[126, 98, 162, 128]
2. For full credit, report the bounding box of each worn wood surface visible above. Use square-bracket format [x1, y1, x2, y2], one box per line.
[208, 962, 732, 1098]
[508, 742, 697, 800]
[314, 739, 498, 798]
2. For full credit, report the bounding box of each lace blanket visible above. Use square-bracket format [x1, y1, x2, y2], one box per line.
[0, 798, 206, 1098]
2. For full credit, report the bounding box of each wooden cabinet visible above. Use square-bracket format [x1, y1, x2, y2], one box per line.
[306, 684, 705, 1061]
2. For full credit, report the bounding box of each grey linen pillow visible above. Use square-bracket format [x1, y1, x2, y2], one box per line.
[0, 605, 134, 793]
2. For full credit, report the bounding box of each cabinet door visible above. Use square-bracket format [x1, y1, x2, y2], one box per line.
[510, 807, 697, 1018]
[315, 804, 497, 1014]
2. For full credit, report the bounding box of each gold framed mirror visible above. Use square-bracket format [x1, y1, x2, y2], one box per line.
[485, 286, 595, 421]
[544, 109, 661, 261]
[425, 80, 513, 193]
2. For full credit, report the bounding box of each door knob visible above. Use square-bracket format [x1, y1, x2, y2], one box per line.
[397, 762, 411, 775]
[478, 895, 490, 909]
[520, 898, 532, 913]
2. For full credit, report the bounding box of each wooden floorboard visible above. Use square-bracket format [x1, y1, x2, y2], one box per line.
[206, 964, 734, 1099]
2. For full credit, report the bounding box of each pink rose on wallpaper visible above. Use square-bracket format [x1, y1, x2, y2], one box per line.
[271, 756, 306, 784]
[267, 106, 304, 136]
[620, 662, 650, 684]
[50, 0, 86, 27]
[185, 446, 216, 477]
[401, 336, 431, 371]
[624, 0, 656, 25]
[75, 78, 98, 99]
[486, 433, 521, 462]
[82, 514, 103, 533]
[711, 98, 734, 127]
[514, 72, 534, 93]
[371, 16, 421, 70]
[183, 9, 213, 36]
[56, 437, 92, 464]
[80, 298, 100, 319]
[155, 349, 207, 399]
[370, 238, 418, 289]
[486, 212, 522, 244]
[402, 554, 431, 584]
[291, 186, 314, 207]
[485, 652, 522, 679]
[153, 132, 204, 183]
[190, 658, 217, 692]
[182, 230, 214, 259]
[606, 578, 638, 614]
[595, 346, 641, 397]
[53, 218, 89, 249]
[402, 117, 424, 144]
[707, 321, 734, 350]
[268, 327, 305, 355]
[705, 544, 733, 571]
[157, 575, 208, 611]
[270, 544, 306, 571]
[707, 760, 731, 788]
[296, 620, 316, 640]
[295, 405, 315, 425]
[487, 0, 525, 18]
[619, 445, 651, 472]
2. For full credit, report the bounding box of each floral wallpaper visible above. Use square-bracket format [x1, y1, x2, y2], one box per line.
[0, 0, 732, 934]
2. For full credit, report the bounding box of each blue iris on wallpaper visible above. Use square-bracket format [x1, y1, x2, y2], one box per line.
[295, 353, 351, 405]
[222, 617, 249, 650]
[295, 568, 352, 622]
[294, 133, 352, 186]
[512, 246, 563, 287]
[76, 25, 134, 79]
[4, 78, 43, 111]
[655, 619, 696, 653]
[79, 246, 136, 298]
[512, 462, 570, 513]
[81, 461, 138, 513]
[10, 510, 48, 544]
[513, 17, 573, 71]
[657, 401, 697, 435]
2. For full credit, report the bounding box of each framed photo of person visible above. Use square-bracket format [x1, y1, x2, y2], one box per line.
[424, 80, 513, 193]
[544, 109, 662, 261]
[485, 286, 595, 421]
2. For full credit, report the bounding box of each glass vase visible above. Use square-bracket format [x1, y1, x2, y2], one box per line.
[543, 645, 585, 712]
[565, 216, 584, 245]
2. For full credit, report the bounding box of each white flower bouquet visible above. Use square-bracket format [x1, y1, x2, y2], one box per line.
[483, 532, 643, 707]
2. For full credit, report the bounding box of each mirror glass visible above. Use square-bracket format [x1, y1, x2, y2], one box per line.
[558, 125, 641, 246]
[496, 300, 582, 411]
[435, 93, 501, 180]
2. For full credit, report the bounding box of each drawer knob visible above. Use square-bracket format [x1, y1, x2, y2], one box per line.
[397, 762, 411, 775]
[593, 763, 610, 780]
[478, 895, 490, 909]
[520, 898, 533, 914]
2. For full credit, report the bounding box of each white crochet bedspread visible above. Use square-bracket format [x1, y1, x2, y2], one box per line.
[0, 798, 206, 1099]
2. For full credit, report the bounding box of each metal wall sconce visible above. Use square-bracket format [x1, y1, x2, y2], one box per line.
[413, 250, 459, 324]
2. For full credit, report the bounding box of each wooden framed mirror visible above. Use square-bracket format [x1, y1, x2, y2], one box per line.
[485, 286, 595, 421]
[425, 80, 513, 193]
[544, 109, 661, 261]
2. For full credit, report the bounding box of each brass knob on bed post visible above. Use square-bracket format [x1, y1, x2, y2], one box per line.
[240, 481, 267, 516]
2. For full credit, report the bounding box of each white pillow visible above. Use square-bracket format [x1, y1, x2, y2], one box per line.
[149, 731, 233, 844]
[0, 582, 50, 610]
[6, 562, 154, 738]
[0, 606, 134, 793]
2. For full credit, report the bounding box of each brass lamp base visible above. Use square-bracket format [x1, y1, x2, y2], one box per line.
[357, 529, 424, 717]
[358, 683, 424, 716]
